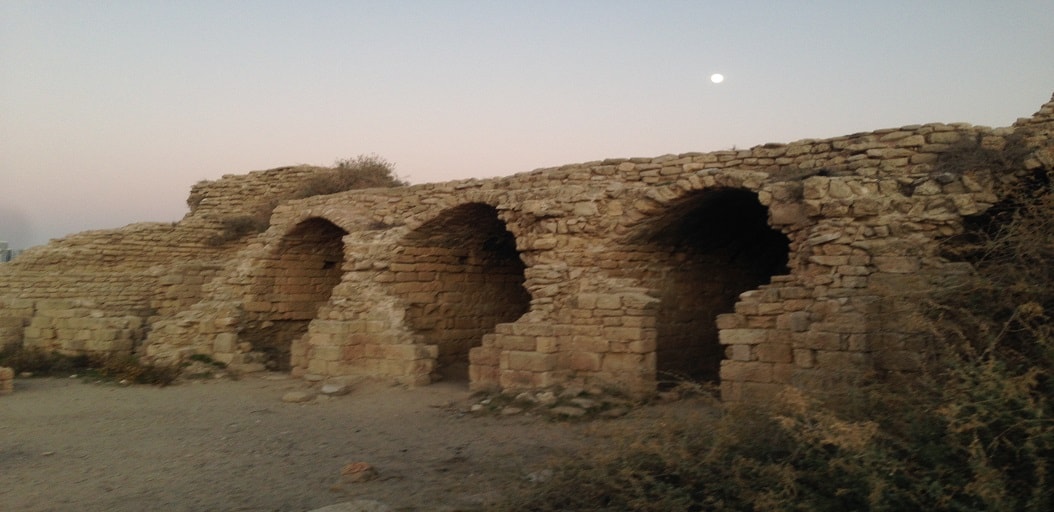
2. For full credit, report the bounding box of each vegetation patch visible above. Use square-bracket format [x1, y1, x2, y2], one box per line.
[0, 346, 183, 386]
[205, 154, 406, 246]
[290, 154, 407, 200]
[500, 175, 1052, 511]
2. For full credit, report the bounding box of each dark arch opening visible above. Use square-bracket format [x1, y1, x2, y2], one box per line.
[242, 217, 347, 371]
[635, 188, 789, 385]
[396, 203, 530, 382]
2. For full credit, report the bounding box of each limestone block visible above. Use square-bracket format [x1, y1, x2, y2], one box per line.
[793, 349, 815, 368]
[769, 202, 806, 225]
[927, 131, 962, 144]
[755, 343, 793, 364]
[569, 351, 602, 371]
[718, 328, 768, 346]
[504, 351, 557, 372]
[601, 352, 650, 375]
[776, 311, 811, 332]
[314, 345, 343, 362]
[888, 133, 926, 146]
[798, 331, 842, 351]
[715, 313, 741, 329]
[728, 344, 752, 361]
[570, 336, 608, 353]
[872, 256, 919, 274]
[499, 369, 535, 389]
[468, 363, 500, 387]
[601, 326, 642, 342]
[535, 337, 559, 353]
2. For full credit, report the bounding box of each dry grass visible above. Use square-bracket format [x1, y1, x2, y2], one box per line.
[205, 154, 405, 245]
[0, 345, 182, 386]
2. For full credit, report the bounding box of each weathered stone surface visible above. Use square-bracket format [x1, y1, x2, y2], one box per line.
[281, 391, 316, 403]
[1, 92, 1052, 405]
[320, 382, 351, 396]
[0, 366, 13, 395]
[308, 500, 392, 512]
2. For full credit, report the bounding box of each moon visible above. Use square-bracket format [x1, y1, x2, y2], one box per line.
[710, 73, 725, 84]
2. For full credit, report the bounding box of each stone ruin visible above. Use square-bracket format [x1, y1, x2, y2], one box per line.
[2, 93, 1052, 401]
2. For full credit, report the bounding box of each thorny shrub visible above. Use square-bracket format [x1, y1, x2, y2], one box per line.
[502, 175, 1052, 511]
[290, 154, 407, 200]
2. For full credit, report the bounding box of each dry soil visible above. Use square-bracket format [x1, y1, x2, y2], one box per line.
[1, 374, 609, 512]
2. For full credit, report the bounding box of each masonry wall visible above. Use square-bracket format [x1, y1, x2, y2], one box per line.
[392, 203, 531, 381]
[2, 93, 1052, 402]
[0, 165, 348, 357]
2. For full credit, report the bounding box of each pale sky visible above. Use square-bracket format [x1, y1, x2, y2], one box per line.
[2, 0, 1053, 250]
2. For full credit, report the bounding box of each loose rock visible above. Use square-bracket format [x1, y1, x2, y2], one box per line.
[320, 382, 350, 396]
[340, 462, 379, 483]
[281, 391, 316, 403]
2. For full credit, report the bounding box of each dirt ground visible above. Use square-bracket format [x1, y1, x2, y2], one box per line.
[1, 373, 616, 512]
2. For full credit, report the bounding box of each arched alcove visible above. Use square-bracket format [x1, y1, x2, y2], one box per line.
[241, 217, 347, 371]
[633, 188, 789, 384]
[394, 203, 530, 381]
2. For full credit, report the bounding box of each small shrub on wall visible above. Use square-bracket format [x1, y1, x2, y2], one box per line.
[206, 154, 405, 245]
[291, 154, 407, 199]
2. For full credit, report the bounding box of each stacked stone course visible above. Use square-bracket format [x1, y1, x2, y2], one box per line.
[2, 93, 1052, 402]
[22, 299, 145, 355]
[0, 165, 349, 362]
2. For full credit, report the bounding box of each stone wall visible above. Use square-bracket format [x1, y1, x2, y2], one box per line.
[0, 166, 350, 356]
[2, 93, 1052, 402]
[0, 366, 12, 395]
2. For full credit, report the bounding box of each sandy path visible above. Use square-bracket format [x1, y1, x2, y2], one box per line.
[1, 375, 595, 512]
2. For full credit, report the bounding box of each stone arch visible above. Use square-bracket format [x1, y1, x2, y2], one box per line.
[391, 202, 531, 381]
[629, 187, 789, 384]
[241, 217, 348, 371]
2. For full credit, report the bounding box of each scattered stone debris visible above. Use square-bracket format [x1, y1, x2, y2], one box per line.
[534, 391, 557, 406]
[464, 386, 640, 421]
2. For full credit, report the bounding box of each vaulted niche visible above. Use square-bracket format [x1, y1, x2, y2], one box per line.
[395, 203, 530, 382]
[636, 189, 789, 384]
[242, 217, 347, 371]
